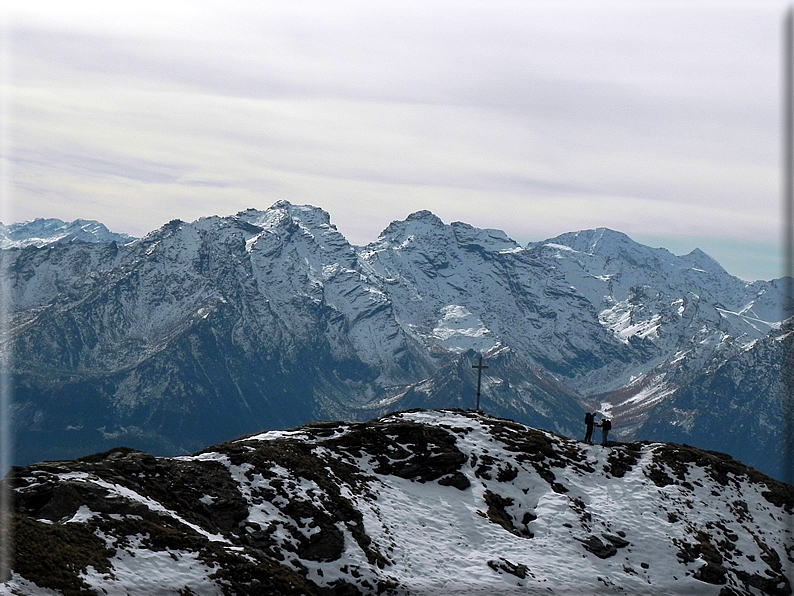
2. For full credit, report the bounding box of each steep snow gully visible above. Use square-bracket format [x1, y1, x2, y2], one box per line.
[2, 410, 792, 595]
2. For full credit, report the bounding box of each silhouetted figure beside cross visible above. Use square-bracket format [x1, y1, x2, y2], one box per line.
[584, 412, 596, 443]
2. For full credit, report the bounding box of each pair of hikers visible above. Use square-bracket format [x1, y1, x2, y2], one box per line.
[584, 412, 611, 446]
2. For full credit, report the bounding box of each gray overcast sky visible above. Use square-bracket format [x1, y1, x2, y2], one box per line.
[1, 1, 789, 280]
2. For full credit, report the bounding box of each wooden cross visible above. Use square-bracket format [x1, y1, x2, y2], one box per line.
[472, 354, 489, 412]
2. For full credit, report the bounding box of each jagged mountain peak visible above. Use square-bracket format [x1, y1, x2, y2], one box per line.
[242, 201, 333, 225]
[537, 228, 733, 283]
[528, 226, 757, 311]
[547, 227, 633, 251]
[131, 203, 352, 265]
[450, 220, 520, 252]
[371, 210, 520, 254]
[142, 202, 337, 240]
[374, 210, 447, 246]
[4, 410, 792, 595]
[680, 246, 729, 276]
[405, 209, 445, 224]
[234, 202, 351, 255]
[535, 227, 668, 262]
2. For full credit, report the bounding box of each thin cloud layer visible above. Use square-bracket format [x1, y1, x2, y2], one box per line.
[3, 1, 787, 280]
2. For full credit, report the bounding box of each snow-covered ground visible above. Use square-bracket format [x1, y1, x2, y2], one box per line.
[3, 410, 791, 595]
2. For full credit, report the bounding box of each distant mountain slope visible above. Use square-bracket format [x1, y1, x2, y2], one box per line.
[0, 218, 137, 248]
[637, 324, 793, 480]
[1, 202, 788, 480]
[3, 411, 792, 595]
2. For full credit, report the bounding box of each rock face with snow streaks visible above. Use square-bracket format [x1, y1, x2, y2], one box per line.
[1, 202, 789, 479]
[2, 410, 792, 595]
[637, 322, 793, 476]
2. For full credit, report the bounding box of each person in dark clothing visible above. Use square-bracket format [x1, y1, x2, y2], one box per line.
[584, 412, 595, 443]
[600, 418, 612, 446]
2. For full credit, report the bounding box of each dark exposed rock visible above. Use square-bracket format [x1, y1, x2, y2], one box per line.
[299, 526, 345, 563]
[330, 419, 467, 486]
[578, 535, 618, 559]
[605, 443, 641, 478]
[437, 472, 471, 490]
[483, 490, 533, 539]
[602, 534, 630, 549]
[488, 558, 530, 579]
[695, 562, 728, 585]
[645, 461, 676, 487]
[735, 569, 792, 596]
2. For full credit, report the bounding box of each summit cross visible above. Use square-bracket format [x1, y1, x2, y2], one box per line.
[472, 354, 489, 412]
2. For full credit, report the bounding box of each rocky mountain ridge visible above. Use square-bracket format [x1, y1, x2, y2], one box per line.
[2, 410, 792, 595]
[2, 202, 789, 479]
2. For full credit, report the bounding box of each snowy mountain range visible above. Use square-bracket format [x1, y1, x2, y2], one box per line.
[2, 410, 792, 595]
[1, 202, 789, 479]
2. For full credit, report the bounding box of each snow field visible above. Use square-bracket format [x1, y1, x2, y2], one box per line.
[81, 535, 224, 596]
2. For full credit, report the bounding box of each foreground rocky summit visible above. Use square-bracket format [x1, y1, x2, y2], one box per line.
[2, 410, 793, 595]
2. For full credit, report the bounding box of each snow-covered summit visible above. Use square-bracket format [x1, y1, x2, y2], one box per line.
[4, 410, 791, 595]
[680, 247, 729, 276]
[539, 227, 637, 254]
[0, 218, 137, 248]
[373, 210, 520, 253]
[236, 201, 336, 233]
[533, 227, 725, 281]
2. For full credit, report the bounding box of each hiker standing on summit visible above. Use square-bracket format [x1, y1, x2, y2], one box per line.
[583, 412, 596, 443]
[599, 418, 612, 446]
